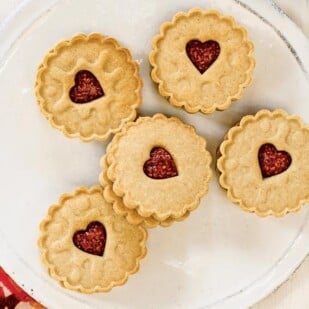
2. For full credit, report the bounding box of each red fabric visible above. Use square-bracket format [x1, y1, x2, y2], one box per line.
[0, 267, 45, 309]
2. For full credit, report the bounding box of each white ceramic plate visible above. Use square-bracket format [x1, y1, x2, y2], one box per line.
[0, 0, 308, 308]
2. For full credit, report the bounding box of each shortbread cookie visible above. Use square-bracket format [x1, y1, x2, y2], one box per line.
[38, 186, 147, 293]
[149, 8, 255, 114]
[35, 33, 142, 141]
[99, 156, 190, 228]
[217, 109, 309, 216]
[104, 114, 212, 221]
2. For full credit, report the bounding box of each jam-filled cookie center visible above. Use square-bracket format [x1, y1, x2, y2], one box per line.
[73, 221, 106, 256]
[143, 147, 178, 179]
[258, 143, 292, 178]
[70, 70, 104, 103]
[186, 39, 220, 74]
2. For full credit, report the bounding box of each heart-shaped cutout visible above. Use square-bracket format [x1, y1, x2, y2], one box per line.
[258, 143, 292, 178]
[73, 221, 106, 256]
[186, 40, 220, 74]
[69, 70, 104, 103]
[143, 147, 178, 179]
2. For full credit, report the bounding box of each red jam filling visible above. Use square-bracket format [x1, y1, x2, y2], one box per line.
[143, 147, 178, 179]
[258, 143, 292, 178]
[73, 221, 106, 256]
[69, 70, 104, 103]
[186, 40, 220, 74]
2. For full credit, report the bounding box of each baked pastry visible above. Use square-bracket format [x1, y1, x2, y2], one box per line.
[35, 33, 142, 142]
[100, 155, 190, 228]
[102, 114, 212, 222]
[149, 8, 255, 114]
[38, 186, 147, 293]
[217, 109, 309, 216]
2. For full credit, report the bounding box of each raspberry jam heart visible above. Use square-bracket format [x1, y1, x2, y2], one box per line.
[186, 40, 220, 74]
[258, 143, 292, 178]
[73, 221, 106, 256]
[143, 147, 178, 179]
[69, 70, 104, 103]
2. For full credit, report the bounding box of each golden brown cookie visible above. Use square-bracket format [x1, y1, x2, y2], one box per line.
[35, 33, 142, 141]
[217, 109, 309, 217]
[103, 114, 212, 221]
[149, 8, 255, 114]
[38, 186, 147, 293]
[99, 155, 190, 228]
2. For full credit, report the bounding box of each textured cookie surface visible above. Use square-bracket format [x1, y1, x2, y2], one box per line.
[105, 114, 212, 221]
[38, 186, 147, 293]
[35, 33, 142, 141]
[217, 109, 309, 216]
[150, 8, 255, 114]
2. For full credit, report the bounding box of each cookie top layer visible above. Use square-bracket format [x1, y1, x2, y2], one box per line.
[38, 186, 147, 293]
[217, 109, 309, 216]
[149, 8, 255, 114]
[105, 114, 212, 221]
[35, 33, 142, 141]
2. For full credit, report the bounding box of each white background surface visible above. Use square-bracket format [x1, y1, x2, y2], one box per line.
[0, 1, 308, 308]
